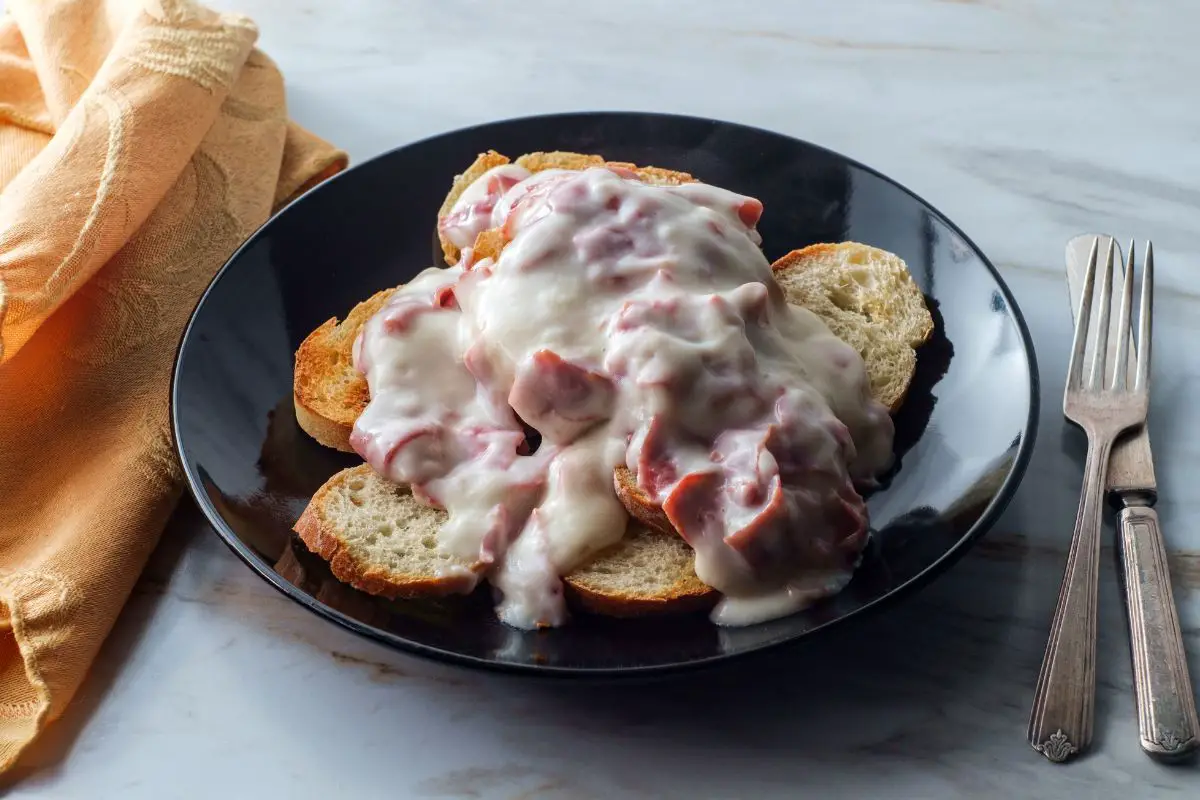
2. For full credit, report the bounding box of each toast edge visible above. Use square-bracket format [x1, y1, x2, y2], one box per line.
[293, 467, 480, 599]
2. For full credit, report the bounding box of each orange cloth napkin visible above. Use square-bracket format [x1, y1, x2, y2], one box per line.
[0, 0, 346, 771]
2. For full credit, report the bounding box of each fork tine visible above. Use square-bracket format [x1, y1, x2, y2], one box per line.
[1088, 239, 1115, 390]
[1136, 241, 1154, 391]
[1068, 237, 1100, 390]
[1112, 239, 1135, 390]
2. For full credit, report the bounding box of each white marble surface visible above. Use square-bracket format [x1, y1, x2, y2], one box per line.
[7, 0, 1200, 796]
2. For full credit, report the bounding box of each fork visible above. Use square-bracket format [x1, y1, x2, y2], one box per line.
[1028, 237, 1153, 763]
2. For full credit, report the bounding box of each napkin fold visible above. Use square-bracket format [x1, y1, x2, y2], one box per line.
[0, 0, 346, 771]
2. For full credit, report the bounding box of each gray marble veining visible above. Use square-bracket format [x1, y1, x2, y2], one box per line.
[6, 0, 1200, 797]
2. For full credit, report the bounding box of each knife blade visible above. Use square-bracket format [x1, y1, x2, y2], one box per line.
[1064, 234, 1156, 497]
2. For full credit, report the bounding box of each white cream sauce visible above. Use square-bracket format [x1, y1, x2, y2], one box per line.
[353, 165, 894, 629]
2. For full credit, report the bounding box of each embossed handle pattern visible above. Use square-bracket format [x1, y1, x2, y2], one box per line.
[1119, 504, 1200, 761]
[1028, 437, 1113, 762]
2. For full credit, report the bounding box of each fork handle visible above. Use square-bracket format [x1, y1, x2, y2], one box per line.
[1118, 502, 1200, 761]
[1028, 435, 1112, 762]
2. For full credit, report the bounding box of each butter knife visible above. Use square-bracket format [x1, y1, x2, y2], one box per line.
[1065, 234, 1199, 762]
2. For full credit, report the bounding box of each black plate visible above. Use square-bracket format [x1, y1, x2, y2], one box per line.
[172, 111, 1039, 676]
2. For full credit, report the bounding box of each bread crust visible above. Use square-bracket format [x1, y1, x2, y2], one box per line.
[562, 581, 715, 618]
[564, 562, 716, 617]
[292, 287, 396, 451]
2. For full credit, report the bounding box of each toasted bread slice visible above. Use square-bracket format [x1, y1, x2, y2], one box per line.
[771, 242, 932, 412]
[295, 464, 714, 613]
[563, 523, 716, 617]
[436, 150, 695, 265]
[293, 287, 397, 451]
[294, 464, 480, 598]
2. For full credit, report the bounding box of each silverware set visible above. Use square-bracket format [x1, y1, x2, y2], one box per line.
[1028, 235, 1198, 763]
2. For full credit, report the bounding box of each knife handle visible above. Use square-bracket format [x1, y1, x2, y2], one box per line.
[1118, 503, 1200, 761]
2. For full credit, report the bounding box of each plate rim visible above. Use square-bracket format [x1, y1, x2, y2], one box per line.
[170, 110, 1041, 677]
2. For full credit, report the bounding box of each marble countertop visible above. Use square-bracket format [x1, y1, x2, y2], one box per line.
[8, 0, 1200, 797]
